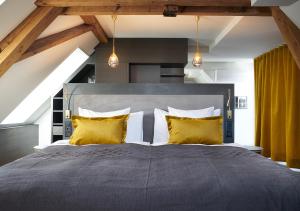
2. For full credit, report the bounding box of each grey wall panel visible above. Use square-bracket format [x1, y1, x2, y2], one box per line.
[73, 95, 223, 142]
[0, 124, 38, 166]
[64, 83, 234, 143]
[94, 39, 188, 63]
[96, 63, 129, 83]
[130, 65, 161, 83]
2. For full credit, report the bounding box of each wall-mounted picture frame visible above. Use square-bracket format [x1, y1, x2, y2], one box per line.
[235, 96, 248, 109]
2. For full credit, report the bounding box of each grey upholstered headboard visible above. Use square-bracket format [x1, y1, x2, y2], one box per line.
[63, 83, 234, 143]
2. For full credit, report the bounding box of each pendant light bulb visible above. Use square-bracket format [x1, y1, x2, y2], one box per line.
[108, 15, 119, 69]
[192, 51, 202, 67]
[193, 16, 202, 67]
[108, 52, 119, 69]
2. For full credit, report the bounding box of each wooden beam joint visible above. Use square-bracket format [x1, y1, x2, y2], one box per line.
[81, 16, 108, 43]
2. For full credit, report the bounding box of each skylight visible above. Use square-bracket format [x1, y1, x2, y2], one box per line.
[1, 48, 89, 124]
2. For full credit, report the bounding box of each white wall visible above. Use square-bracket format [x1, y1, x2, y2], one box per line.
[185, 61, 255, 145]
[35, 105, 52, 146]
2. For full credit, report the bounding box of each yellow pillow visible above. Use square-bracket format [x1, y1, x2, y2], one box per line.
[69, 115, 129, 145]
[166, 116, 223, 145]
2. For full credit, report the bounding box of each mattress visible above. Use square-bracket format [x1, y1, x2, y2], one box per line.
[0, 144, 299, 211]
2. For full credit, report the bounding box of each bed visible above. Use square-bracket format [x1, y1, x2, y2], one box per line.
[0, 84, 299, 211]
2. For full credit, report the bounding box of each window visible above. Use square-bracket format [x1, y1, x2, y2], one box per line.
[1, 48, 89, 124]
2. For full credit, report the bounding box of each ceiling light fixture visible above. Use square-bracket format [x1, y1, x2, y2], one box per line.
[0, 0, 6, 6]
[163, 5, 179, 17]
[108, 15, 119, 69]
[192, 16, 202, 67]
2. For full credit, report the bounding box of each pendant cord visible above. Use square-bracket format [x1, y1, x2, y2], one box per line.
[196, 16, 200, 53]
[112, 15, 117, 54]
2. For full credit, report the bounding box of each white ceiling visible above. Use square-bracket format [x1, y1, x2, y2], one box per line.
[97, 15, 235, 44]
[281, 0, 300, 28]
[0, 0, 35, 40]
[96, 15, 284, 60]
[38, 16, 84, 38]
[204, 17, 283, 61]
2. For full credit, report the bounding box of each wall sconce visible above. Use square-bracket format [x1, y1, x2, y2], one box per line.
[64, 85, 72, 119]
[65, 109, 71, 119]
[227, 89, 232, 120]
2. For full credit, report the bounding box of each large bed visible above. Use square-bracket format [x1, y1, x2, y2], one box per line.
[0, 144, 300, 211]
[0, 84, 299, 211]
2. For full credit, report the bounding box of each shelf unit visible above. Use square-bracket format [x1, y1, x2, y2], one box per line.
[52, 90, 64, 142]
[129, 63, 185, 83]
[51, 64, 95, 143]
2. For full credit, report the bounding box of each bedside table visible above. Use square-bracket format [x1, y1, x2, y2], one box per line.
[240, 145, 263, 154]
[33, 145, 48, 152]
[227, 144, 263, 154]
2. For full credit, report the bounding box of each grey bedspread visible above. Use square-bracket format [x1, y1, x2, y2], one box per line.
[0, 144, 300, 211]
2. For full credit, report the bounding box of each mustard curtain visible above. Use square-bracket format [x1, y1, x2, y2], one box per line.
[254, 45, 300, 168]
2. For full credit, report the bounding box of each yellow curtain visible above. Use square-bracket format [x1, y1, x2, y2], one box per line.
[254, 45, 300, 168]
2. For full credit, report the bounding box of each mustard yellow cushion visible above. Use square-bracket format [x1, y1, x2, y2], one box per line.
[166, 116, 223, 145]
[69, 115, 129, 145]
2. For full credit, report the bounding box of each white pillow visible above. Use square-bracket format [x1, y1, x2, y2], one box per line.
[125, 111, 144, 143]
[168, 106, 214, 118]
[153, 108, 169, 145]
[78, 107, 130, 117]
[213, 109, 221, 116]
[78, 108, 144, 143]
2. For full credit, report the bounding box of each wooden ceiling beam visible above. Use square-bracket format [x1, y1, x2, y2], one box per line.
[65, 6, 271, 16]
[0, 8, 44, 53]
[35, 0, 251, 7]
[66, 6, 163, 15]
[0, 6, 63, 77]
[19, 24, 93, 61]
[272, 7, 300, 69]
[181, 6, 271, 16]
[81, 16, 108, 43]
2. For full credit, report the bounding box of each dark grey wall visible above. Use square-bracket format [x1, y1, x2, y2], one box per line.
[0, 124, 38, 166]
[130, 65, 161, 83]
[87, 38, 188, 83]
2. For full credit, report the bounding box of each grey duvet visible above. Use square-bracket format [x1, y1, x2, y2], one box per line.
[0, 144, 300, 211]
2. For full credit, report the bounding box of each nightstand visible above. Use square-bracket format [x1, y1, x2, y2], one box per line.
[33, 145, 48, 152]
[228, 144, 263, 154]
[240, 145, 263, 154]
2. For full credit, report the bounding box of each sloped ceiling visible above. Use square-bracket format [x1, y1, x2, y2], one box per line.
[0, 1, 99, 122]
[281, 0, 300, 28]
[0, 0, 36, 40]
[203, 17, 283, 61]
[0, 33, 98, 122]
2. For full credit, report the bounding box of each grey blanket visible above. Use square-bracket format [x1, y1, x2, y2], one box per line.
[0, 144, 300, 211]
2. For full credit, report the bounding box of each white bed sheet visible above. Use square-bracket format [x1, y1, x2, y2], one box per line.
[34, 140, 256, 153]
[51, 140, 151, 146]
